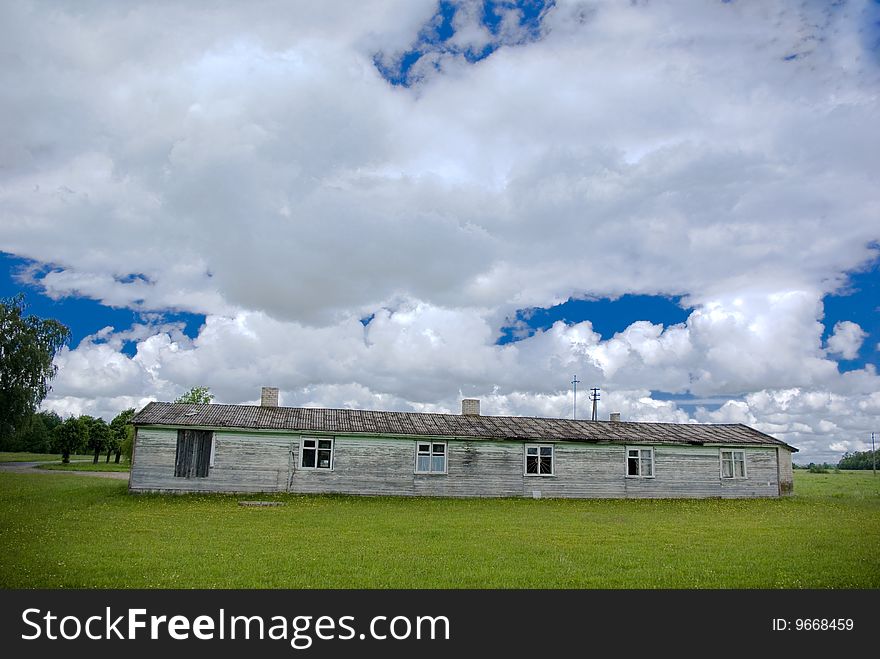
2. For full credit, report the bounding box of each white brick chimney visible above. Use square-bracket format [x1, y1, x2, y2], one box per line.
[261, 387, 279, 407]
[610, 412, 621, 423]
[461, 399, 480, 416]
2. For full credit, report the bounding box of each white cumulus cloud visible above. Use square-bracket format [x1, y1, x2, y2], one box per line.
[826, 321, 867, 360]
[0, 1, 877, 464]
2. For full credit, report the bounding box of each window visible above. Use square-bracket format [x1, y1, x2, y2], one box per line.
[174, 429, 213, 478]
[415, 442, 447, 474]
[300, 437, 333, 470]
[720, 450, 746, 478]
[626, 447, 654, 478]
[525, 444, 554, 476]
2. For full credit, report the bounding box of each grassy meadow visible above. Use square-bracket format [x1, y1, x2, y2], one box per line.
[0, 469, 877, 588]
[37, 462, 130, 472]
[0, 452, 94, 462]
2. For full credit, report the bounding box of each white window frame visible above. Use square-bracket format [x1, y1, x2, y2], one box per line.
[626, 446, 654, 478]
[720, 449, 747, 479]
[524, 444, 555, 477]
[414, 441, 447, 475]
[299, 436, 334, 471]
[209, 435, 216, 468]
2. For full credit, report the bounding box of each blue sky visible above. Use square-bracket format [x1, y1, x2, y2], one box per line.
[1, 0, 878, 463]
[375, 0, 552, 84]
[821, 261, 880, 370]
[1, 252, 205, 357]
[6, 245, 876, 406]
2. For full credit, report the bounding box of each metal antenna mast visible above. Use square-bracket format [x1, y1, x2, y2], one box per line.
[873, 431, 876, 477]
[589, 387, 600, 422]
[571, 375, 581, 419]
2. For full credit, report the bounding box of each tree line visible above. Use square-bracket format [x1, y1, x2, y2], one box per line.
[0, 383, 215, 463]
[836, 449, 879, 471]
[0, 294, 138, 463]
[793, 448, 880, 472]
[0, 408, 136, 463]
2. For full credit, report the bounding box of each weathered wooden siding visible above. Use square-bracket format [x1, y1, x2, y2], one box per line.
[130, 428, 291, 493]
[777, 447, 794, 496]
[624, 445, 779, 498]
[132, 427, 783, 498]
[286, 437, 625, 498]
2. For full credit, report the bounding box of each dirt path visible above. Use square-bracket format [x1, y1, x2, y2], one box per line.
[0, 461, 130, 481]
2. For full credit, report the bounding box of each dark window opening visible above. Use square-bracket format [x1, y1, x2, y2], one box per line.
[627, 448, 654, 477]
[525, 445, 554, 475]
[301, 438, 333, 470]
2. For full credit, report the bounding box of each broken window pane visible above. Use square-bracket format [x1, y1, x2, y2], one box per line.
[317, 449, 332, 468]
[526, 445, 553, 474]
[301, 447, 316, 468]
[721, 452, 733, 478]
[526, 455, 539, 473]
[628, 456, 640, 476]
[300, 437, 332, 469]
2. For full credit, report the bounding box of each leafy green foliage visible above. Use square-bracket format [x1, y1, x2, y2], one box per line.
[0, 294, 70, 445]
[174, 386, 214, 405]
[3, 410, 61, 453]
[1, 407, 135, 462]
[86, 418, 110, 464]
[110, 408, 135, 463]
[52, 416, 89, 463]
[838, 449, 879, 470]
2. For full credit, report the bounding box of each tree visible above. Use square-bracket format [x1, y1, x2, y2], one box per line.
[53, 416, 88, 464]
[37, 409, 62, 435]
[16, 414, 49, 453]
[109, 408, 135, 463]
[86, 417, 110, 464]
[0, 294, 70, 443]
[12, 410, 62, 453]
[175, 386, 214, 405]
[838, 449, 880, 470]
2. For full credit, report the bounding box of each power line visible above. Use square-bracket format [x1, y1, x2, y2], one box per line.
[589, 387, 600, 422]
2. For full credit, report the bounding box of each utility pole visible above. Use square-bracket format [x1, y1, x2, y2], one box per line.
[589, 388, 600, 422]
[873, 432, 876, 476]
[571, 375, 581, 420]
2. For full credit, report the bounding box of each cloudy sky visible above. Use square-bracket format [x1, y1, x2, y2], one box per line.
[2, 0, 878, 463]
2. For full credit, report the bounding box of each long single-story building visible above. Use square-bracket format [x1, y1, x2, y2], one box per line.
[130, 388, 796, 498]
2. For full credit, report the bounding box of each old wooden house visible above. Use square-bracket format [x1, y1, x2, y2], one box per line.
[130, 387, 796, 498]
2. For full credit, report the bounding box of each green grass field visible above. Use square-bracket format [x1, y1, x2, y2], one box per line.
[0, 452, 94, 462]
[0, 470, 877, 588]
[37, 462, 130, 472]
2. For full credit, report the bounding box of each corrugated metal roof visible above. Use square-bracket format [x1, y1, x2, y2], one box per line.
[132, 402, 796, 451]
